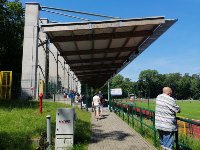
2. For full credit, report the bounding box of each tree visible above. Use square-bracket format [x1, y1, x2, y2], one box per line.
[110, 74, 124, 88]
[110, 74, 133, 97]
[0, 0, 24, 97]
[121, 78, 133, 97]
[138, 69, 162, 98]
[163, 73, 181, 99]
[190, 75, 200, 99]
[178, 75, 191, 99]
[101, 71, 200, 100]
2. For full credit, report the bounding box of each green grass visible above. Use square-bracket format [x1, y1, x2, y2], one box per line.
[123, 100, 200, 120]
[73, 105, 91, 150]
[0, 100, 91, 150]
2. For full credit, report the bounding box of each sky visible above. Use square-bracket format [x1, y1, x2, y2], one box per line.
[20, 0, 200, 81]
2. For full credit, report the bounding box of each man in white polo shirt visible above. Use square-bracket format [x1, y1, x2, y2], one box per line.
[92, 94, 100, 120]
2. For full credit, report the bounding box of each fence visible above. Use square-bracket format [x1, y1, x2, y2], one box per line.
[0, 71, 12, 99]
[176, 117, 200, 150]
[111, 100, 200, 150]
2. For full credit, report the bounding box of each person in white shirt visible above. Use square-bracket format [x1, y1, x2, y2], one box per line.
[92, 94, 100, 120]
[155, 87, 180, 150]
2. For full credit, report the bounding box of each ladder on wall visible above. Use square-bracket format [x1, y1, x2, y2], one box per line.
[0, 71, 12, 99]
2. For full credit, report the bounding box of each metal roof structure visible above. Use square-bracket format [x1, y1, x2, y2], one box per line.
[41, 16, 177, 87]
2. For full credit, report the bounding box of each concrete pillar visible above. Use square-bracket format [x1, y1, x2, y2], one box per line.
[63, 63, 69, 93]
[21, 3, 40, 99]
[71, 71, 74, 90]
[58, 56, 65, 93]
[67, 65, 70, 93]
[63, 62, 66, 92]
[38, 18, 49, 98]
[49, 44, 58, 94]
[78, 81, 81, 94]
[74, 76, 77, 92]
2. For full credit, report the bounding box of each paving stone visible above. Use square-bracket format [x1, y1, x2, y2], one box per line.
[88, 108, 156, 150]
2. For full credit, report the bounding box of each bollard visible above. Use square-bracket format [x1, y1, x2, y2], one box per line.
[71, 98, 73, 106]
[53, 93, 55, 102]
[39, 93, 43, 114]
[46, 115, 51, 150]
[80, 101, 82, 109]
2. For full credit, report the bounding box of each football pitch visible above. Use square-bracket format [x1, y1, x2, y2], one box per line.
[124, 100, 200, 120]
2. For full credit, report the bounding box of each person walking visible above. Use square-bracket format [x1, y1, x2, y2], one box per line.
[92, 94, 101, 120]
[155, 87, 180, 150]
[68, 90, 75, 106]
[98, 91, 104, 117]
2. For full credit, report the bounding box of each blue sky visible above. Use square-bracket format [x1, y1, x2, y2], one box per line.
[20, 0, 200, 81]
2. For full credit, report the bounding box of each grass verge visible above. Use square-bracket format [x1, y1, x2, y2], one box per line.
[0, 100, 91, 150]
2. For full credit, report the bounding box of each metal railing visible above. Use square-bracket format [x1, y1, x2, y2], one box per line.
[111, 100, 200, 150]
[175, 117, 200, 150]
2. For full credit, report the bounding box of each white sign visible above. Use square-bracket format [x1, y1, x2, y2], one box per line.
[110, 88, 122, 96]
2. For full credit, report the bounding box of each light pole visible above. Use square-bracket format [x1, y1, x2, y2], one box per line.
[139, 79, 146, 99]
[140, 79, 150, 108]
[146, 78, 150, 108]
[148, 84, 150, 108]
[108, 81, 111, 111]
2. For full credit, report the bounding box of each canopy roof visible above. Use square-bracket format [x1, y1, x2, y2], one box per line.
[41, 16, 176, 87]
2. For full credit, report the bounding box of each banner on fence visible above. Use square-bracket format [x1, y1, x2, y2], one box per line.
[110, 88, 122, 96]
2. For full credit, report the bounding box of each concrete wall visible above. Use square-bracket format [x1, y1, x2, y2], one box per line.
[57, 55, 65, 92]
[37, 18, 49, 97]
[48, 43, 58, 94]
[21, 3, 40, 99]
[21, 3, 80, 99]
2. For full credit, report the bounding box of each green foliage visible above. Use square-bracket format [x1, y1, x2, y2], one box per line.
[101, 70, 200, 100]
[127, 100, 200, 120]
[178, 75, 191, 99]
[0, 100, 91, 149]
[190, 77, 200, 99]
[0, 0, 24, 97]
[0, 0, 24, 69]
[111, 74, 124, 87]
[136, 70, 200, 99]
[163, 73, 181, 98]
[110, 74, 133, 97]
[73, 107, 91, 150]
[138, 69, 163, 98]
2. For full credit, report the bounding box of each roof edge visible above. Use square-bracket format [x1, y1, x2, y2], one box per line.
[41, 16, 165, 27]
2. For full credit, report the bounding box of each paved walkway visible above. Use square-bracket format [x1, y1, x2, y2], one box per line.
[88, 108, 156, 150]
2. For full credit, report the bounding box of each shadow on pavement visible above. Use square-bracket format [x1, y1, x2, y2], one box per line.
[90, 130, 133, 143]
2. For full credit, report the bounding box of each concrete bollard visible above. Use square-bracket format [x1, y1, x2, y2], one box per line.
[46, 115, 51, 150]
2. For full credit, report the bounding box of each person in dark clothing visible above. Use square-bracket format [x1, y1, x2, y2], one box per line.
[98, 91, 104, 116]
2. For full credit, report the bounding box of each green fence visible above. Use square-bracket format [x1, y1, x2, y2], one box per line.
[111, 100, 200, 150]
[175, 117, 200, 150]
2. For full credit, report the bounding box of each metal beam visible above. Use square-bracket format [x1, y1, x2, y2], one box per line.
[71, 64, 120, 71]
[76, 70, 113, 75]
[72, 67, 117, 71]
[50, 30, 152, 42]
[81, 81, 108, 86]
[74, 69, 116, 74]
[60, 46, 136, 56]
[78, 74, 111, 79]
[67, 56, 125, 64]
[80, 78, 109, 83]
